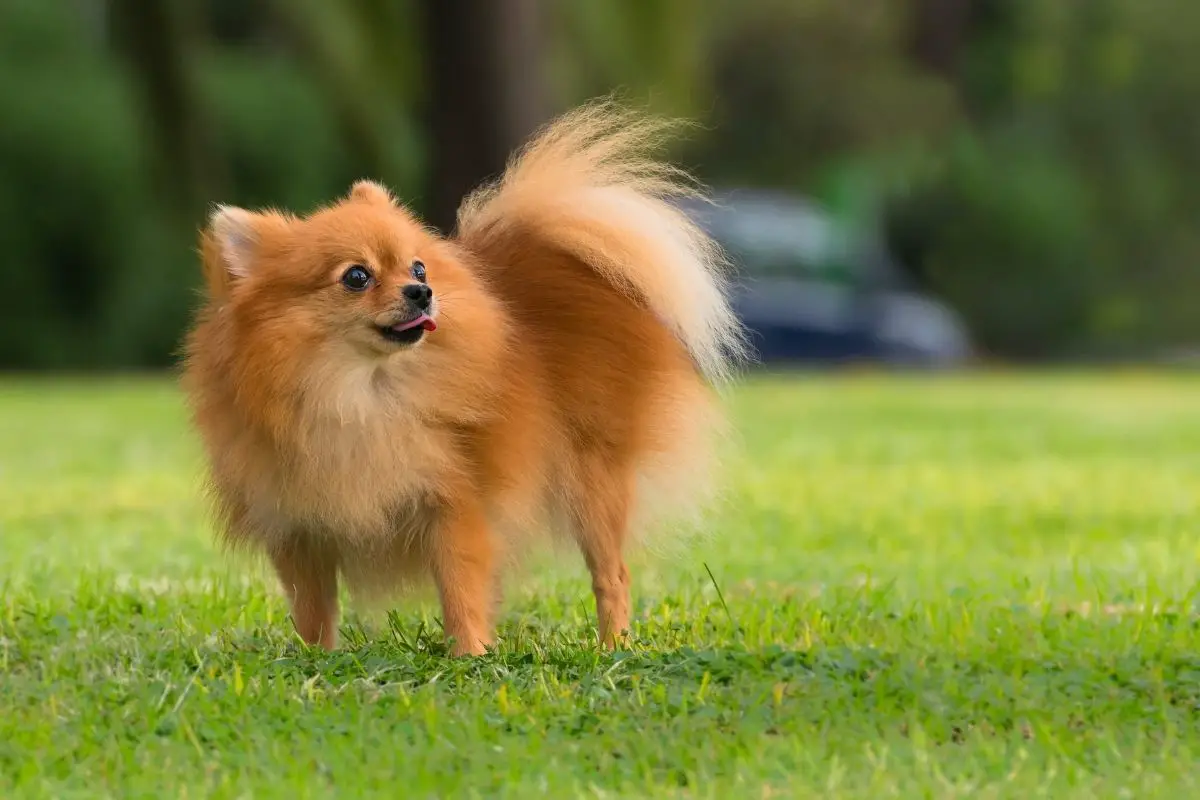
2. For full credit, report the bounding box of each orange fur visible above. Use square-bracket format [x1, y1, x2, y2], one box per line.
[182, 101, 746, 655]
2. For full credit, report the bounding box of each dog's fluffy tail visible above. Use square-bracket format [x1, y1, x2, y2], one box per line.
[454, 101, 747, 383]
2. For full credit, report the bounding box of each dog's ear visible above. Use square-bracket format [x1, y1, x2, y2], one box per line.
[201, 205, 287, 300]
[349, 180, 396, 207]
[208, 205, 261, 278]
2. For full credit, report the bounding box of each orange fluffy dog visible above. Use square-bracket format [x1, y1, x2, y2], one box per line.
[182, 102, 745, 655]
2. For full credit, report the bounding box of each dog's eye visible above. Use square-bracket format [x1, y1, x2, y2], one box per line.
[411, 260, 427, 283]
[341, 265, 373, 291]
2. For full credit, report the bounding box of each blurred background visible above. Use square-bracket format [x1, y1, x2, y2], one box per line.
[2, 0, 1198, 370]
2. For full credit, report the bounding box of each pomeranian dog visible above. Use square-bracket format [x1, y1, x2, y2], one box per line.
[182, 101, 745, 655]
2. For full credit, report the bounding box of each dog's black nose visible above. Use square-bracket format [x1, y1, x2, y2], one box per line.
[402, 283, 433, 310]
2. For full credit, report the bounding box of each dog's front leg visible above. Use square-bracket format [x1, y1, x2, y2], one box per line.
[270, 534, 340, 650]
[429, 501, 496, 656]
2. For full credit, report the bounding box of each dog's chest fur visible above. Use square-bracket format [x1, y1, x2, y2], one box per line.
[232, 367, 457, 544]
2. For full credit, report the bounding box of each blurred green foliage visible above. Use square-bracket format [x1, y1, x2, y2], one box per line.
[1, 0, 1198, 367]
[697, 0, 1200, 359]
[898, 0, 1200, 358]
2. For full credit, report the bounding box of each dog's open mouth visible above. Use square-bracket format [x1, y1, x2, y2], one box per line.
[377, 314, 437, 345]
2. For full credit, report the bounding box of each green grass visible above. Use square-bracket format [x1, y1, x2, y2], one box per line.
[3, 372, 1200, 798]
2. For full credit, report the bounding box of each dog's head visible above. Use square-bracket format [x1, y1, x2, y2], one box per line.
[195, 180, 510, 426]
[203, 181, 488, 361]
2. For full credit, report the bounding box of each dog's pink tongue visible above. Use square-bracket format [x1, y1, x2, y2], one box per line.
[391, 314, 437, 333]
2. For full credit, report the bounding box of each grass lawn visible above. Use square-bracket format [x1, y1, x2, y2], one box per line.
[3, 372, 1200, 798]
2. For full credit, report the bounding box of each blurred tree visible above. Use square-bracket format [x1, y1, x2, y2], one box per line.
[908, 0, 976, 80]
[108, 0, 221, 216]
[548, 0, 710, 120]
[904, 0, 1020, 118]
[692, 0, 956, 189]
[4, 0, 1200, 367]
[262, 0, 422, 196]
[418, 0, 548, 231]
[890, 0, 1200, 357]
[260, 0, 551, 231]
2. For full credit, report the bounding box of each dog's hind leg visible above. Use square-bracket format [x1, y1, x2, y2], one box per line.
[568, 454, 635, 649]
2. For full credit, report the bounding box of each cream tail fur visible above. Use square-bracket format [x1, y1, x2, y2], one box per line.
[455, 101, 748, 384]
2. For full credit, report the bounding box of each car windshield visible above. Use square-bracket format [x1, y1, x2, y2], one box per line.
[688, 198, 860, 283]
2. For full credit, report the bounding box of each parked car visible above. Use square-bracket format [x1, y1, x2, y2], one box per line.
[678, 189, 972, 366]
